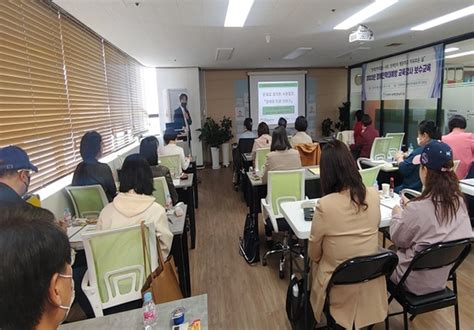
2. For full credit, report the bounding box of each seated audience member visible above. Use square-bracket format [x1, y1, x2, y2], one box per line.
[349, 114, 379, 158]
[159, 130, 191, 173]
[442, 115, 474, 179]
[291, 116, 313, 147]
[251, 122, 272, 159]
[390, 141, 473, 295]
[139, 136, 178, 205]
[238, 118, 256, 139]
[262, 126, 302, 184]
[0, 205, 73, 330]
[278, 117, 287, 128]
[72, 131, 117, 202]
[98, 154, 173, 258]
[353, 110, 363, 144]
[394, 120, 440, 193]
[0, 146, 38, 205]
[308, 140, 387, 329]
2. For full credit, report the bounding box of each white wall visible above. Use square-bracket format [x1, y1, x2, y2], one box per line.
[155, 67, 203, 166]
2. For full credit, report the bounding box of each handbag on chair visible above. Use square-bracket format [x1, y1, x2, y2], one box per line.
[140, 222, 183, 304]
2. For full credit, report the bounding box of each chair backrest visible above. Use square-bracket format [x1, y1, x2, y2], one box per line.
[336, 131, 343, 141]
[255, 148, 270, 172]
[370, 137, 393, 161]
[453, 160, 461, 173]
[159, 154, 181, 176]
[328, 250, 398, 287]
[385, 133, 405, 158]
[267, 169, 305, 217]
[359, 166, 381, 187]
[82, 222, 158, 314]
[238, 138, 255, 154]
[65, 185, 108, 218]
[152, 177, 170, 208]
[408, 239, 471, 273]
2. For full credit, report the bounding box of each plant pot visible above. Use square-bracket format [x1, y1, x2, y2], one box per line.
[210, 147, 221, 170]
[221, 142, 230, 167]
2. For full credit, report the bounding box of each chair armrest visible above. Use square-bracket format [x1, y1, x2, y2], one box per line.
[261, 198, 280, 234]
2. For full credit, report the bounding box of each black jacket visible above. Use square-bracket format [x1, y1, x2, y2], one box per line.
[72, 160, 117, 202]
[173, 107, 192, 130]
[0, 182, 26, 205]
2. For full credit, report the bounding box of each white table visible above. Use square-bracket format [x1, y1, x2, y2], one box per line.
[280, 194, 400, 240]
[59, 294, 208, 329]
[460, 179, 474, 196]
[360, 159, 399, 173]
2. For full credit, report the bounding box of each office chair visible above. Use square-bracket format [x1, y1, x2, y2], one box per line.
[325, 250, 398, 329]
[159, 154, 181, 177]
[385, 132, 405, 159]
[357, 137, 393, 169]
[152, 177, 171, 208]
[261, 169, 305, 279]
[255, 147, 270, 172]
[65, 184, 109, 218]
[359, 166, 381, 187]
[386, 239, 472, 330]
[81, 222, 159, 317]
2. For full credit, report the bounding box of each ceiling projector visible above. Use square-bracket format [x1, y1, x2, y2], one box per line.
[349, 25, 374, 43]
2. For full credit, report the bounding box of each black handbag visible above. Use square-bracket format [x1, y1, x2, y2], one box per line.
[239, 213, 260, 264]
[286, 274, 316, 330]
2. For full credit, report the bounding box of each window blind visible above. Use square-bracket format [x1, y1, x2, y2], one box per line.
[0, 1, 147, 191]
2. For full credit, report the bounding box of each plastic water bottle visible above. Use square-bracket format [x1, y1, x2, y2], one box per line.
[373, 180, 379, 191]
[165, 193, 173, 210]
[408, 143, 414, 155]
[63, 208, 72, 227]
[143, 292, 157, 329]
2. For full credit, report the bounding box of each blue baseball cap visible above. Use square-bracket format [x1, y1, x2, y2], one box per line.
[412, 140, 453, 172]
[0, 146, 38, 172]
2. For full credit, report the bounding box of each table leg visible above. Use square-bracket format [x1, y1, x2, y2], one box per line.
[171, 233, 190, 297]
[252, 185, 259, 234]
[188, 187, 196, 249]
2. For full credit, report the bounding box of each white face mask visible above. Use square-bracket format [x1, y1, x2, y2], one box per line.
[58, 273, 75, 323]
[416, 136, 422, 146]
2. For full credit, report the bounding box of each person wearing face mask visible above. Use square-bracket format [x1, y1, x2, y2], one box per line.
[173, 93, 193, 147]
[394, 120, 441, 193]
[0, 204, 74, 330]
[0, 145, 38, 205]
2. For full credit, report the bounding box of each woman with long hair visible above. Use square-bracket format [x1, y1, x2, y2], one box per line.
[309, 140, 387, 329]
[139, 136, 178, 205]
[390, 141, 472, 294]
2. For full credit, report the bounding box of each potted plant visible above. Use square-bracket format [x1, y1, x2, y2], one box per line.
[220, 116, 233, 167]
[321, 118, 335, 138]
[335, 101, 351, 132]
[197, 117, 224, 169]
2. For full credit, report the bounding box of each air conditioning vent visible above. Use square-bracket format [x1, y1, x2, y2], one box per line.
[215, 48, 234, 61]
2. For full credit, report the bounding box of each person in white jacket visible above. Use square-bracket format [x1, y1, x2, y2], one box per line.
[97, 154, 173, 258]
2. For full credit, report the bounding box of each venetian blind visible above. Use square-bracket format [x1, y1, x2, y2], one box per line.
[0, 1, 148, 191]
[0, 1, 74, 190]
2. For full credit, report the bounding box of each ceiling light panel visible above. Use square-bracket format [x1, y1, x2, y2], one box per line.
[444, 47, 460, 53]
[283, 47, 313, 60]
[445, 50, 474, 59]
[411, 5, 474, 31]
[224, 0, 254, 27]
[334, 0, 398, 30]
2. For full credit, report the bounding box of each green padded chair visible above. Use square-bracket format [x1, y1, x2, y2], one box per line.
[81, 222, 158, 317]
[153, 176, 170, 208]
[385, 132, 405, 159]
[261, 169, 305, 278]
[357, 137, 394, 170]
[255, 147, 271, 172]
[65, 185, 109, 218]
[359, 166, 381, 187]
[159, 154, 181, 177]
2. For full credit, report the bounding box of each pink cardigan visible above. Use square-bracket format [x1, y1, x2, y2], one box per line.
[442, 130, 474, 179]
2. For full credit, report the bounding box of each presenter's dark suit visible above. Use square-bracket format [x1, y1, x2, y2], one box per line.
[174, 107, 192, 146]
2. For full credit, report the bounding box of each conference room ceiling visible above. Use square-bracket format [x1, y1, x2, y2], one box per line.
[53, 0, 474, 69]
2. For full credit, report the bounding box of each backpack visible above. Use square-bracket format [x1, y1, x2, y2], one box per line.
[239, 213, 260, 264]
[286, 275, 316, 330]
